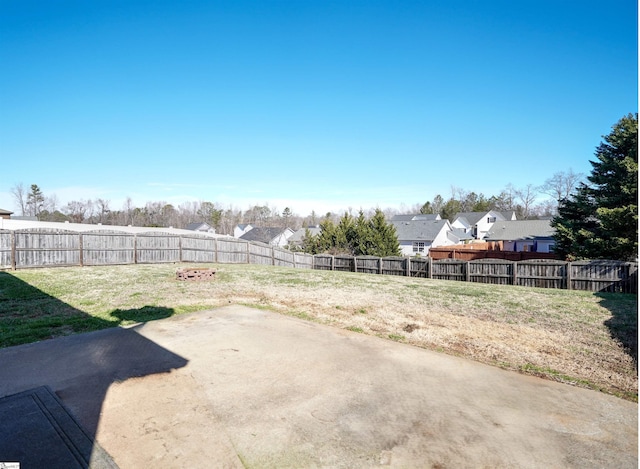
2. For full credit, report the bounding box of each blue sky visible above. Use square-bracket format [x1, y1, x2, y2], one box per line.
[1, 0, 637, 217]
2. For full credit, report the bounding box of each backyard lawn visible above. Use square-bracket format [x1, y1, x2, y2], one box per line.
[0, 263, 636, 401]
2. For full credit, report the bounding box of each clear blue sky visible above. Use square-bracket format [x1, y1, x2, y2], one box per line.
[1, 0, 637, 216]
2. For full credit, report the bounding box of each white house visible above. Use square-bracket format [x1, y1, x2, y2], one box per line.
[451, 210, 508, 240]
[485, 220, 556, 253]
[233, 224, 254, 238]
[239, 227, 295, 247]
[390, 217, 456, 256]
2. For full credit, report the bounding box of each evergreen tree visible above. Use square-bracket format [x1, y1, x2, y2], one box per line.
[368, 209, 400, 257]
[26, 184, 45, 219]
[308, 210, 400, 256]
[552, 114, 638, 261]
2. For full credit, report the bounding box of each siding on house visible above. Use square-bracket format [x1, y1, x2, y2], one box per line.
[452, 210, 507, 240]
[391, 218, 454, 256]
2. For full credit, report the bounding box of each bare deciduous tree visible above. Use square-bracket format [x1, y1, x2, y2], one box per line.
[514, 184, 539, 220]
[10, 183, 27, 215]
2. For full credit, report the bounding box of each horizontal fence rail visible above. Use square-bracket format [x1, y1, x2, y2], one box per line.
[0, 229, 636, 294]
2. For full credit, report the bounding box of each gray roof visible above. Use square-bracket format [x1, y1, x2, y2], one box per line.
[453, 211, 504, 226]
[185, 222, 213, 231]
[239, 227, 288, 243]
[449, 228, 474, 242]
[288, 226, 321, 243]
[0, 208, 13, 215]
[485, 220, 555, 241]
[391, 213, 440, 222]
[391, 219, 451, 242]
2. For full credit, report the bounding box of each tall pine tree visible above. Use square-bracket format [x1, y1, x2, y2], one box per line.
[552, 114, 638, 261]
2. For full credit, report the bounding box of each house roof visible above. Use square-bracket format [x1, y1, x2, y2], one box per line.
[449, 228, 474, 242]
[452, 211, 504, 226]
[288, 226, 321, 243]
[239, 227, 291, 243]
[500, 210, 517, 221]
[391, 219, 451, 242]
[391, 213, 440, 222]
[185, 222, 212, 231]
[0, 208, 13, 215]
[485, 220, 555, 241]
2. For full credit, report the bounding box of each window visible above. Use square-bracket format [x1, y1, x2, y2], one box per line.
[413, 242, 425, 253]
[487, 217, 496, 223]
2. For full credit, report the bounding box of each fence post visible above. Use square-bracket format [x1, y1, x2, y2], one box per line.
[331, 256, 335, 271]
[465, 261, 470, 283]
[512, 261, 518, 286]
[134, 235, 138, 264]
[271, 246, 275, 265]
[405, 257, 411, 277]
[354, 256, 358, 273]
[79, 233, 84, 267]
[178, 236, 183, 263]
[566, 262, 572, 290]
[379, 257, 383, 275]
[11, 231, 16, 270]
[214, 238, 218, 263]
[428, 256, 432, 279]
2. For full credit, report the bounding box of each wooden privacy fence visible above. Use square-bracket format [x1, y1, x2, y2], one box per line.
[312, 255, 638, 293]
[0, 229, 636, 293]
[0, 229, 313, 271]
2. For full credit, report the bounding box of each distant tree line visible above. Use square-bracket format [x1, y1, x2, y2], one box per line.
[9, 169, 584, 237]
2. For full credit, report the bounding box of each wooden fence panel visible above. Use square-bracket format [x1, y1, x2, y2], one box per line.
[313, 255, 333, 270]
[83, 231, 135, 265]
[249, 242, 273, 265]
[216, 239, 249, 264]
[571, 260, 637, 293]
[409, 258, 429, 278]
[15, 229, 80, 268]
[516, 261, 566, 289]
[334, 256, 354, 272]
[294, 252, 314, 269]
[431, 259, 466, 281]
[0, 230, 12, 269]
[469, 259, 513, 285]
[356, 256, 380, 274]
[382, 257, 407, 276]
[273, 247, 295, 267]
[180, 235, 216, 263]
[136, 232, 180, 264]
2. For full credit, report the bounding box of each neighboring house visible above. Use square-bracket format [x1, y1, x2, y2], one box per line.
[451, 210, 507, 240]
[185, 222, 215, 233]
[390, 217, 455, 256]
[500, 210, 518, 221]
[239, 227, 295, 247]
[0, 208, 13, 219]
[287, 225, 322, 249]
[234, 224, 254, 238]
[485, 220, 556, 253]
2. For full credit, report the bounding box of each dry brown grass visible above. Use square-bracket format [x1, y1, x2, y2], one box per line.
[2, 263, 637, 401]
